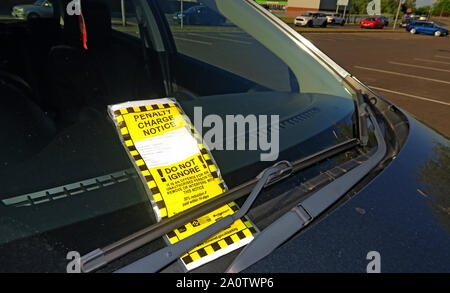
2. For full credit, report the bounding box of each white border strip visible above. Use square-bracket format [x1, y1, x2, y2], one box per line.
[184, 235, 254, 271]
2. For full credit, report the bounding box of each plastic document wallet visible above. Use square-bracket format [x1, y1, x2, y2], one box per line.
[108, 98, 256, 271]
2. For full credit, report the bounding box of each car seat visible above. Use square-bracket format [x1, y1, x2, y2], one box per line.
[0, 71, 56, 167]
[46, 0, 161, 125]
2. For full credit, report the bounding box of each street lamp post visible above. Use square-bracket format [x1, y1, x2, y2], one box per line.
[180, 0, 183, 29]
[121, 0, 126, 27]
[393, 0, 403, 30]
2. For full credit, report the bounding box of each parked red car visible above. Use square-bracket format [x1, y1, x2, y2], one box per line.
[360, 17, 384, 29]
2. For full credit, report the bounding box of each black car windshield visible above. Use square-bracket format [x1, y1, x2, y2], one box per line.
[0, 0, 359, 271]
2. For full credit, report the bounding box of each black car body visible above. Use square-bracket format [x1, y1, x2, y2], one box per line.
[244, 114, 450, 272]
[0, 0, 448, 273]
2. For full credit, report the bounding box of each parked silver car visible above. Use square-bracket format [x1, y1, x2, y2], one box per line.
[11, 0, 54, 20]
[294, 12, 328, 27]
[326, 13, 345, 26]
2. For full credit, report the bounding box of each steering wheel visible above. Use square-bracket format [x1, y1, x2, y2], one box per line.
[0, 70, 33, 97]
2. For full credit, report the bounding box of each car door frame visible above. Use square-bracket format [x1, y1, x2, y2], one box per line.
[415, 23, 424, 34]
[431, 24, 440, 35]
[311, 13, 320, 26]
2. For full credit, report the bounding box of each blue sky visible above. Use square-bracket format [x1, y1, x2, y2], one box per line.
[416, 0, 434, 7]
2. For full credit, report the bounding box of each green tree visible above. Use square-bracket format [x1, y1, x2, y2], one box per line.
[432, 0, 450, 16]
[415, 6, 431, 15]
[350, 0, 416, 14]
[405, 0, 417, 11]
[350, 0, 372, 14]
[381, 0, 398, 14]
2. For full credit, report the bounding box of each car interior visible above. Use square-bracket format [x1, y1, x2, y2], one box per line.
[0, 0, 278, 164]
[0, 0, 167, 228]
[0, 0, 280, 215]
[0, 0, 362, 197]
[2, 0, 163, 125]
[0, 0, 300, 176]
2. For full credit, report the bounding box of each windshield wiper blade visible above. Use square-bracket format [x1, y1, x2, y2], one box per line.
[114, 161, 293, 273]
[226, 106, 386, 273]
[81, 139, 359, 272]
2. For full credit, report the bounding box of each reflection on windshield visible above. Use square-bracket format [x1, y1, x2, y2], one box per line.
[416, 142, 450, 233]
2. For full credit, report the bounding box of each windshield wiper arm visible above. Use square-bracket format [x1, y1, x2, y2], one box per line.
[226, 106, 386, 273]
[113, 161, 293, 273]
[81, 139, 359, 272]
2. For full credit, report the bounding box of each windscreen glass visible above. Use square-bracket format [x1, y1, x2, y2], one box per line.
[0, 0, 358, 271]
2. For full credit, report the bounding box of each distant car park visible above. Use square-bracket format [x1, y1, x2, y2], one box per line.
[407, 21, 449, 37]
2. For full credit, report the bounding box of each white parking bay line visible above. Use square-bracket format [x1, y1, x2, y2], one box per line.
[369, 86, 450, 106]
[414, 58, 450, 65]
[435, 55, 450, 60]
[219, 32, 252, 39]
[173, 37, 212, 45]
[188, 33, 252, 45]
[354, 66, 450, 85]
[388, 61, 450, 73]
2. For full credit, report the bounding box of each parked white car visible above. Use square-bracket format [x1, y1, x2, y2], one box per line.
[326, 13, 345, 26]
[294, 12, 328, 27]
[11, 0, 53, 20]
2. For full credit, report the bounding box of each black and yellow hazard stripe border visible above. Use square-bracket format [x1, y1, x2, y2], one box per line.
[110, 101, 227, 220]
[112, 103, 173, 220]
[165, 202, 259, 270]
[187, 122, 226, 191]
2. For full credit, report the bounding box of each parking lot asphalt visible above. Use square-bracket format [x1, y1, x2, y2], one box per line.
[302, 32, 450, 137]
[171, 30, 292, 91]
